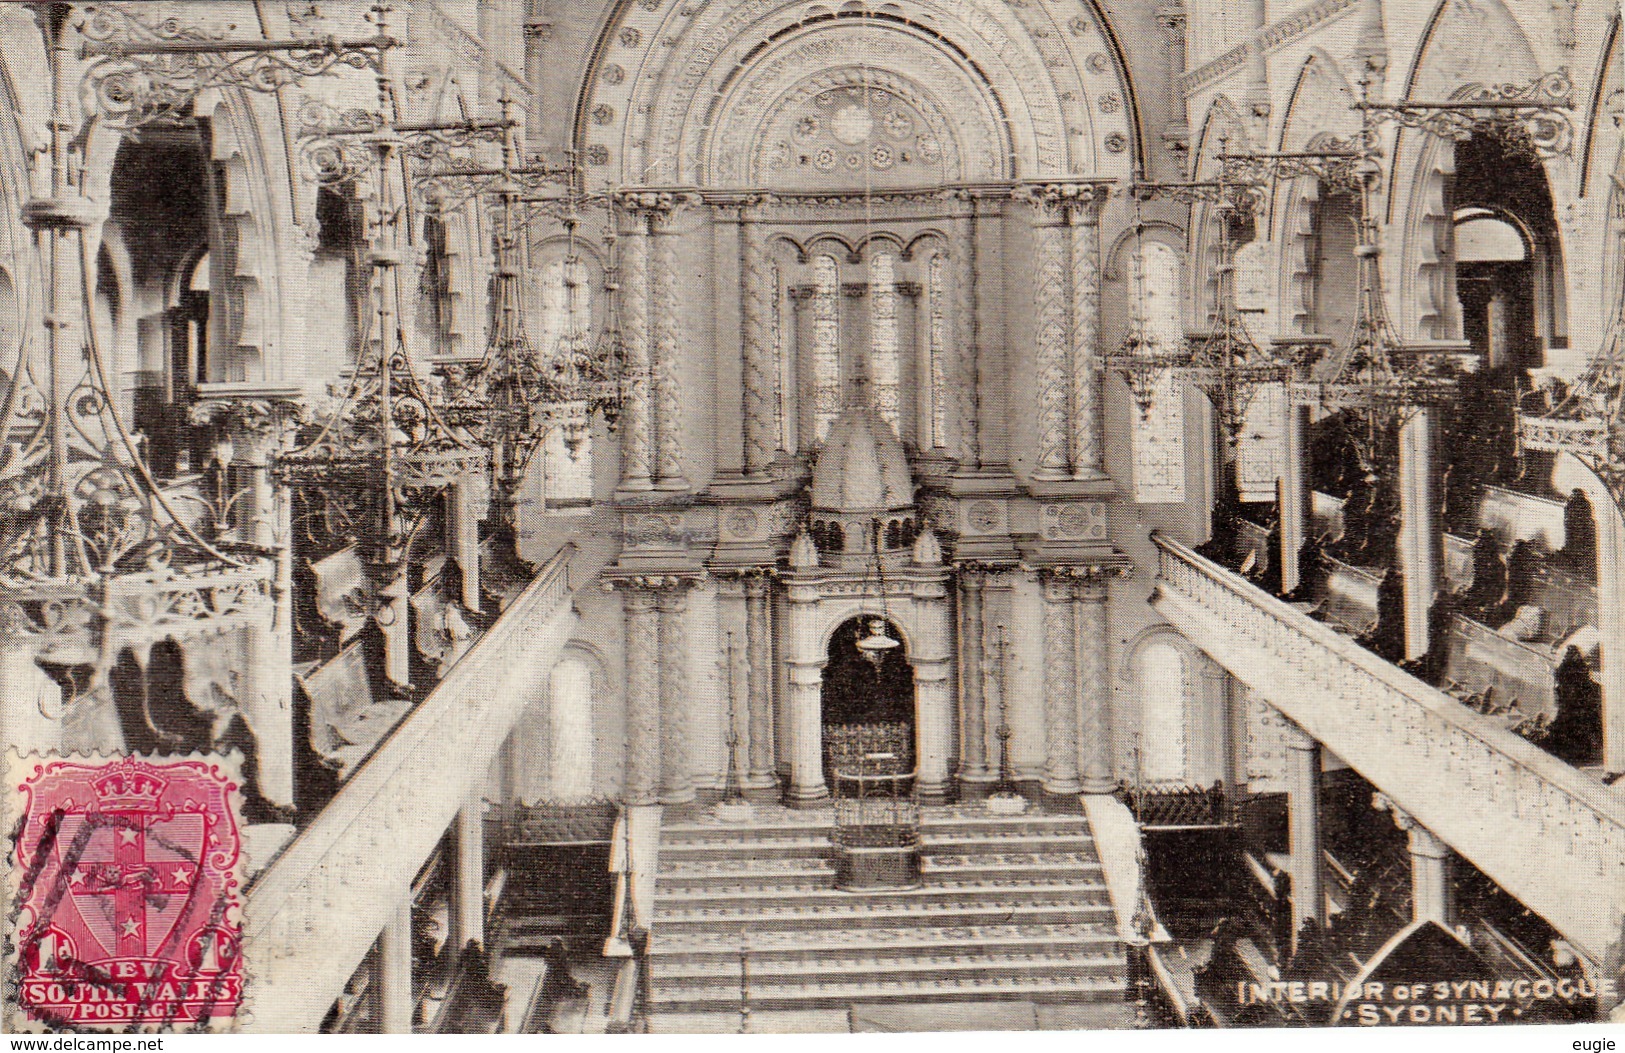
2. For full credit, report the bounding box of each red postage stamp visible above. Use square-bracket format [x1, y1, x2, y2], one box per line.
[5, 755, 247, 1031]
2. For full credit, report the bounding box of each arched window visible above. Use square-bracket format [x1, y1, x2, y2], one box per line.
[1136, 641, 1190, 785]
[810, 253, 841, 442]
[926, 251, 948, 449]
[536, 256, 595, 509]
[1130, 242, 1187, 502]
[547, 656, 595, 800]
[868, 251, 901, 436]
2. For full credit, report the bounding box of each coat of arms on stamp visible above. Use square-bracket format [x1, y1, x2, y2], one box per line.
[5, 755, 247, 1031]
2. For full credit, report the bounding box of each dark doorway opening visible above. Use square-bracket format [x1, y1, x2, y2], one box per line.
[822, 616, 914, 777]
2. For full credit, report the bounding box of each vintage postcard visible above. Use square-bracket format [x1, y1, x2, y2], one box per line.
[1, 0, 1623, 1040]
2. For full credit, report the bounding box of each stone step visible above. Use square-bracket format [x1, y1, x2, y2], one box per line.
[656, 854, 1102, 890]
[652, 949, 1121, 992]
[659, 813, 1090, 847]
[655, 879, 1111, 912]
[658, 832, 1096, 864]
[649, 921, 1119, 962]
[653, 898, 1114, 933]
[647, 973, 1127, 1012]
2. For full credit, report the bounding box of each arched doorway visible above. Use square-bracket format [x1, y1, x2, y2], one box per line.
[822, 616, 915, 778]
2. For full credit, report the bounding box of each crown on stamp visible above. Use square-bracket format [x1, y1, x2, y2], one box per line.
[92, 769, 168, 810]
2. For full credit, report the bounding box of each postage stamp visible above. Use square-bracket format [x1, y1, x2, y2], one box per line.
[3, 753, 248, 1032]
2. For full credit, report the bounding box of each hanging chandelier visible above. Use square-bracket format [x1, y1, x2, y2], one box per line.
[1517, 324, 1625, 513]
[0, 3, 389, 761]
[1100, 188, 1200, 417]
[1290, 75, 1465, 448]
[1177, 176, 1288, 439]
[437, 132, 627, 515]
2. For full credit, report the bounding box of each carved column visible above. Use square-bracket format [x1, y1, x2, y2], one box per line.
[377, 893, 414, 1034]
[1029, 198, 1072, 480]
[1377, 794, 1454, 929]
[657, 582, 694, 805]
[951, 204, 980, 467]
[620, 584, 661, 805]
[1067, 190, 1108, 478]
[1074, 573, 1115, 793]
[650, 201, 689, 492]
[615, 202, 653, 491]
[1282, 718, 1324, 947]
[739, 201, 778, 475]
[957, 565, 992, 791]
[742, 570, 778, 796]
[451, 789, 485, 953]
[1040, 569, 1082, 795]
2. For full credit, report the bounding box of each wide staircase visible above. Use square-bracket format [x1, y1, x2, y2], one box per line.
[646, 806, 1128, 1022]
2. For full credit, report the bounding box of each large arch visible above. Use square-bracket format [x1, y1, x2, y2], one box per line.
[573, 0, 1141, 190]
[1387, 0, 1557, 345]
[1272, 50, 1362, 339]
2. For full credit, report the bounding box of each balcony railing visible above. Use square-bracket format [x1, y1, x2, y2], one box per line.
[1152, 533, 1625, 965]
[242, 545, 578, 1033]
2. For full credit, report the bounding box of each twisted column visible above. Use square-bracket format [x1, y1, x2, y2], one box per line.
[951, 206, 980, 466]
[651, 202, 689, 492]
[739, 202, 778, 475]
[620, 584, 661, 805]
[615, 204, 653, 491]
[957, 565, 992, 789]
[1030, 205, 1071, 480]
[657, 583, 694, 804]
[1041, 570, 1081, 794]
[742, 570, 777, 794]
[1068, 191, 1108, 478]
[1074, 574, 1114, 792]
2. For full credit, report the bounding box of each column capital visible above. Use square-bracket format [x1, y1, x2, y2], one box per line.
[957, 561, 991, 588]
[189, 386, 307, 463]
[1015, 180, 1114, 223]
[603, 572, 700, 596]
[614, 188, 702, 225]
[1035, 561, 1130, 598]
[736, 566, 778, 597]
[1373, 791, 1450, 857]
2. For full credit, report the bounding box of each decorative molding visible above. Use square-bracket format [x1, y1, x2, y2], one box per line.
[1180, 0, 1360, 97]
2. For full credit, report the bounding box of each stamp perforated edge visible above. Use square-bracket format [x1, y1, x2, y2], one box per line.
[3, 750, 254, 1034]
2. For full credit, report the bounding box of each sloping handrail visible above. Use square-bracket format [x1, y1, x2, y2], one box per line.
[243, 544, 578, 1031]
[1152, 532, 1625, 963]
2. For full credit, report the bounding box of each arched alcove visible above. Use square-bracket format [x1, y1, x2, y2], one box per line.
[1123, 629, 1226, 788]
[575, 0, 1140, 190]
